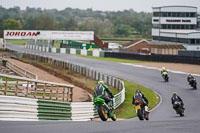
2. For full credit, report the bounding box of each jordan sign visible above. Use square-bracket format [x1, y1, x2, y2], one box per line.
[4, 30, 39, 39]
[4, 30, 94, 40]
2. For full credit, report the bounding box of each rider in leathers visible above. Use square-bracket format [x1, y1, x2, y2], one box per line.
[94, 81, 114, 104]
[132, 89, 149, 111]
[171, 92, 185, 113]
[187, 74, 195, 85]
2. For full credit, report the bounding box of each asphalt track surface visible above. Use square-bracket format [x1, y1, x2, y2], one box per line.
[1, 43, 200, 133]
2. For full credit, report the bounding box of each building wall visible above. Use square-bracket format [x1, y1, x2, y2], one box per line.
[150, 47, 183, 55]
[124, 41, 150, 54]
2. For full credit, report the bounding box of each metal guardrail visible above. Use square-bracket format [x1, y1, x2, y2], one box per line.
[0, 74, 74, 102]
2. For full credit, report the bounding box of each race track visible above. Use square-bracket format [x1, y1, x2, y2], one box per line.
[1, 43, 200, 133]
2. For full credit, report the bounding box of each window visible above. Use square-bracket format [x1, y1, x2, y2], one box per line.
[162, 24, 167, 29]
[153, 19, 159, 22]
[186, 13, 190, 17]
[153, 24, 161, 29]
[190, 39, 195, 44]
[168, 25, 172, 29]
[172, 12, 176, 17]
[190, 13, 196, 17]
[162, 12, 167, 17]
[168, 12, 172, 17]
[196, 39, 200, 44]
[153, 12, 160, 17]
[177, 12, 180, 17]
[180, 12, 185, 17]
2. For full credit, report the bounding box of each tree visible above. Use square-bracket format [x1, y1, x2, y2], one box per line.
[32, 12, 57, 30]
[3, 18, 22, 30]
[60, 16, 78, 30]
[114, 24, 136, 37]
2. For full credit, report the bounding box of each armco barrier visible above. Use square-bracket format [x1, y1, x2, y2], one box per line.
[37, 100, 72, 120]
[26, 44, 104, 57]
[0, 95, 38, 121]
[0, 95, 96, 121]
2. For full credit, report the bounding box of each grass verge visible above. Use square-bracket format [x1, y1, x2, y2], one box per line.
[6, 39, 27, 45]
[116, 80, 159, 118]
[78, 55, 151, 63]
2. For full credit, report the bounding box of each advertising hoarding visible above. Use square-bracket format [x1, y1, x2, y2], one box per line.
[4, 30, 94, 40]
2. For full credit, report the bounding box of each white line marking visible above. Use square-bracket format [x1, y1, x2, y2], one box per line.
[150, 90, 162, 112]
[121, 63, 200, 77]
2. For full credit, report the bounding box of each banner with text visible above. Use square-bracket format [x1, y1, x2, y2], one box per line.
[4, 30, 94, 40]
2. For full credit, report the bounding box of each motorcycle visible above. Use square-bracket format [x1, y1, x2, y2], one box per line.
[162, 71, 169, 82]
[93, 96, 116, 121]
[134, 99, 149, 120]
[189, 79, 197, 89]
[173, 101, 184, 117]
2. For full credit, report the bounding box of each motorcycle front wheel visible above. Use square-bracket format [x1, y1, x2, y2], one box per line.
[98, 106, 108, 121]
[111, 111, 117, 121]
[137, 109, 144, 120]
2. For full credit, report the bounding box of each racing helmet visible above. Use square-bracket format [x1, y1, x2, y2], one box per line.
[98, 81, 104, 84]
[172, 92, 177, 96]
[135, 89, 141, 94]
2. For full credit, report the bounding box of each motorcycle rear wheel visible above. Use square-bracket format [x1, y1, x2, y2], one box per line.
[98, 106, 108, 121]
[144, 112, 149, 120]
[179, 112, 184, 117]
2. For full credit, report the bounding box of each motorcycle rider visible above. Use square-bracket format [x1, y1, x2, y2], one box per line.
[132, 89, 149, 112]
[171, 92, 185, 113]
[161, 67, 168, 77]
[187, 74, 195, 85]
[94, 81, 114, 105]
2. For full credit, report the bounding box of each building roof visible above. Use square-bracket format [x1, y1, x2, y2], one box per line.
[149, 43, 185, 49]
[160, 29, 200, 34]
[124, 39, 148, 49]
[152, 6, 197, 9]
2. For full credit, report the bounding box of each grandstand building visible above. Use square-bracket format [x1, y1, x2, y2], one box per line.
[152, 6, 200, 50]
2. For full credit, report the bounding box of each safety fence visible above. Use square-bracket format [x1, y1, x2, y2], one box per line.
[0, 74, 74, 102]
[25, 43, 105, 57]
[0, 95, 95, 121]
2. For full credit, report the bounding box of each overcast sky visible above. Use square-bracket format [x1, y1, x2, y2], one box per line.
[0, 0, 200, 12]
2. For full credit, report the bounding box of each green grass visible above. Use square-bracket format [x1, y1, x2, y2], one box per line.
[116, 80, 159, 118]
[0, 77, 17, 81]
[6, 39, 27, 45]
[78, 55, 150, 63]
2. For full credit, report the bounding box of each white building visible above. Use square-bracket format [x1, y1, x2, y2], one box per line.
[152, 6, 200, 50]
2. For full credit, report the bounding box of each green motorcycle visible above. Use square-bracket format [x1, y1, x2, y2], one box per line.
[93, 96, 117, 121]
